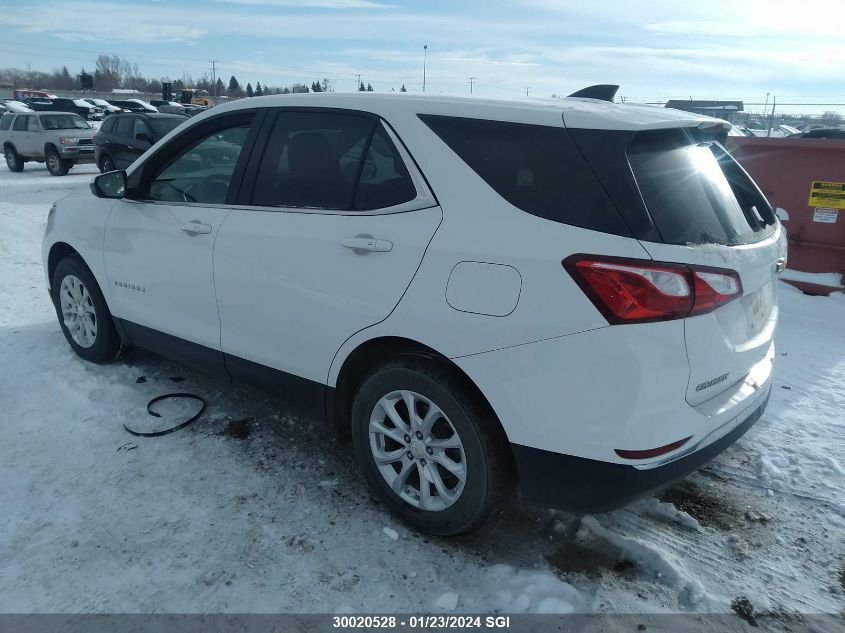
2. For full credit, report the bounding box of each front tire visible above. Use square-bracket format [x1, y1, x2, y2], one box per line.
[46, 148, 69, 176]
[51, 256, 122, 362]
[99, 154, 116, 173]
[351, 357, 515, 535]
[4, 145, 24, 172]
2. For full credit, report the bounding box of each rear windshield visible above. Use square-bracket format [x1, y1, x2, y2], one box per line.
[40, 114, 90, 130]
[149, 118, 184, 138]
[628, 130, 776, 245]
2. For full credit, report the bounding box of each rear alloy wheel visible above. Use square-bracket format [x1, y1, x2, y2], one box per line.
[99, 154, 116, 173]
[46, 148, 69, 176]
[352, 357, 515, 535]
[4, 146, 24, 172]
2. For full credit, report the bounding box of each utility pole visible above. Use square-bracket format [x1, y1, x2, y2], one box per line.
[525, 86, 530, 97]
[210, 60, 218, 106]
[767, 95, 777, 137]
[25, 61, 31, 72]
[356, 74, 362, 91]
[423, 44, 428, 93]
[468, 77, 475, 94]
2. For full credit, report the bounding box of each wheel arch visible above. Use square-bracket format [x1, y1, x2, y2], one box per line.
[329, 336, 514, 454]
[44, 142, 58, 155]
[47, 242, 83, 289]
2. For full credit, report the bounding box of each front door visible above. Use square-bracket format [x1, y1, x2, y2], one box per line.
[213, 110, 441, 392]
[103, 112, 258, 371]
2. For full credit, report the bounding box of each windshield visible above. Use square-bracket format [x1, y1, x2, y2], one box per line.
[149, 118, 184, 138]
[39, 114, 91, 130]
[628, 130, 776, 245]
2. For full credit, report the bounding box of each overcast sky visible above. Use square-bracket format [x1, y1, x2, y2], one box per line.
[1, 0, 843, 113]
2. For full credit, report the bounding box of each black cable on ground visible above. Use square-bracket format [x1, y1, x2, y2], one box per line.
[123, 393, 207, 438]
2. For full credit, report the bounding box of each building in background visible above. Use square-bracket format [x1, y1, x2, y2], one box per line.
[665, 99, 744, 122]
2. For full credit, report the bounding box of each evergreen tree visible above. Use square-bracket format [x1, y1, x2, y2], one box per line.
[358, 81, 366, 92]
[227, 75, 241, 97]
[255, 82, 263, 96]
[400, 83, 407, 92]
[366, 83, 373, 92]
[246, 82, 253, 98]
[215, 77, 225, 96]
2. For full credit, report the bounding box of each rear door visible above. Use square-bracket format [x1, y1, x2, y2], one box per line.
[213, 108, 441, 387]
[625, 131, 785, 405]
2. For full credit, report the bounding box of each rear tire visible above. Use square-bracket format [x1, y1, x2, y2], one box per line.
[46, 149, 69, 176]
[4, 145, 24, 172]
[351, 356, 515, 536]
[51, 256, 122, 363]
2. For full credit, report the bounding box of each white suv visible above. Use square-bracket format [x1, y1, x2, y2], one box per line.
[42, 91, 786, 535]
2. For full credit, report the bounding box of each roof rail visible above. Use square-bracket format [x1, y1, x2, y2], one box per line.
[567, 84, 619, 102]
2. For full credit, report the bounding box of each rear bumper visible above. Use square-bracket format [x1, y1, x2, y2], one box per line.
[512, 389, 769, 513]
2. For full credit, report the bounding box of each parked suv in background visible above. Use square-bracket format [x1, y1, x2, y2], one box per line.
[42, 92, 786, 534]
[94, 112, 186, 172]
[1, 111, 96, 175]
[82, 98, 125, 116]
[25, 97, 104, 121]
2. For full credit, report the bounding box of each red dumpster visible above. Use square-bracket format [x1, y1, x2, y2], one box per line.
[726, 137, 845, 295]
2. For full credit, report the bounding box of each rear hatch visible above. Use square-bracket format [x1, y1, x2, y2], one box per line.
[569, 123, 786, 406]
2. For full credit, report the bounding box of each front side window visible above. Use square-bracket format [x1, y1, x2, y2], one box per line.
[146, 121, 252, 205]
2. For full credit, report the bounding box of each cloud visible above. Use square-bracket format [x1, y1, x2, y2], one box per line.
[213, 0, 395, 7]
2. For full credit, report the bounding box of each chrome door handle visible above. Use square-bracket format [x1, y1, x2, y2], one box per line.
[342, 237, 393, 253]
[181, 221, 213, 235]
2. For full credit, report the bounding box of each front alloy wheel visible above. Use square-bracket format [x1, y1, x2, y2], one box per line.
[370, 389, 467, 511]
[59, 275, 98, 348]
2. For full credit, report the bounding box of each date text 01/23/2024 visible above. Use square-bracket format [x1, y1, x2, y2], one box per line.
[332, 615, 512, 629]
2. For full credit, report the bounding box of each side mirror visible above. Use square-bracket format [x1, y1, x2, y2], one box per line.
[91, 170, 127, 199]
[135, 132, 154, 144]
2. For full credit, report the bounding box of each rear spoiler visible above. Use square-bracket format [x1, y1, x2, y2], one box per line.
[568, 84, 619, 102]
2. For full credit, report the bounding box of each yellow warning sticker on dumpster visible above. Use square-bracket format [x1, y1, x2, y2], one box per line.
[808, 181, 845, 209]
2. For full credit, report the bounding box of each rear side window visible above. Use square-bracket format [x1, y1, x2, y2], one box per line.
[419, 115, 631, 235]
[628, 130, 776, 245]
[100, 117, 116, 133]
[13, 116, 29, 131]
[252, 111, 375, 209]
[354, 127, 416, 210]
[0, 114, 12, 131]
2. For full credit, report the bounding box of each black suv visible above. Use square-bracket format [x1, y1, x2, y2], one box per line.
[94, 113, 186, 172]
[24, 97, 103, 120]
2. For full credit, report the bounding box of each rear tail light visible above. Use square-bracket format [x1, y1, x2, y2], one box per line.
[563, 254, 742, 324]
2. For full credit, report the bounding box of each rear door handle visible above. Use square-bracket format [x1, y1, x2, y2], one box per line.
[342, 237, 393, 253]
[181, 221, 213, 235]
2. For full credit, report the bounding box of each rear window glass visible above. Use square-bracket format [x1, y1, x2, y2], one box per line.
[628, 130, 776, 245]
[419, 115, 630, 236]
[114, 117, 133, 138]
[100, 117, 115, 133]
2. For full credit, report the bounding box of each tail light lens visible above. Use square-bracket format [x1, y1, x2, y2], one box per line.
[563, 254, 742, 324]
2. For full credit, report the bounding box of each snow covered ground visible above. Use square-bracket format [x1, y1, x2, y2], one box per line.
[0, 161, 843, 625]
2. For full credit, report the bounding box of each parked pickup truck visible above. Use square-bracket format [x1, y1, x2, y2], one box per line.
[0, 111, 96, 176]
